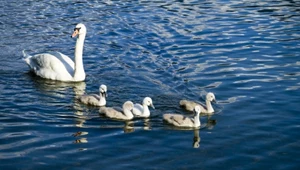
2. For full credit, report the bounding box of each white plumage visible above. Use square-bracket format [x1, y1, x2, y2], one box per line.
[23, 23, 86, 82]
[132, 97, 155, 118]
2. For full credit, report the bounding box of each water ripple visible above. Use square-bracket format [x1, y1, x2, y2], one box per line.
[1, 0, 300, 169]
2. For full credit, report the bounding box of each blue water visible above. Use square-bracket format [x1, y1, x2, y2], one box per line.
[1, 0, 300, 169]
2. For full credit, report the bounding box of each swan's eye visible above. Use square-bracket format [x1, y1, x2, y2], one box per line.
[74, 27, 81, 31]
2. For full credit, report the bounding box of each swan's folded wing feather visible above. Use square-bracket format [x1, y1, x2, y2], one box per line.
[132, 103, 143, 116]
[79, 94, 100, 106]
[28, 53, 74, 81]
[180, 100, 207, 112]
[164, 113, 195, 127]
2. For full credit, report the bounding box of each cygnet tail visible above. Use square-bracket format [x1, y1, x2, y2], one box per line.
[22, 50, 32, 65]
[179, 100, 188, 106]
[163, 114, 172, 120]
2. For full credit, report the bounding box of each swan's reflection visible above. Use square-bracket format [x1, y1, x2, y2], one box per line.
[73, 131, 89, 137]
[98, 118, 152, 134]
[165, 127, 201, 148]
[73, 138, 88, 144]
[27, 72, 86, 97]
[73, 131, 89, 144]
[71, 83, 89, 129]
[98, 120, 135, 134]
[204, 116, 217, 130]
[28, 73, 88, 127]
[72, 109, 90, 149]
[193, 129, 200, 148]
[28, 72, 92, 147]
[124, 118, 152, 132]
[74, 111, 87, 128]
[143, 118, 151, 130]
[123, 121, 135, 133]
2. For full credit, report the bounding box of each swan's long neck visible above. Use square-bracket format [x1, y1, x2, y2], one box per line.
[194, 113, 201, 127]
[73, 33, 86, 81]
[142, 104, 150, 117]
[206, 100, 214, 113]
[123, 108, 134, 119]
[99, 92, 106, 106]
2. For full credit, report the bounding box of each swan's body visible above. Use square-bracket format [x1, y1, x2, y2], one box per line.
[79, 84, 107, 106]
[132, 97, 155, 118]
[163, 106, 201, 128]
[23, 23, 86, 82]
[100, 101, 134, 120]
[180, 92, 216, 115]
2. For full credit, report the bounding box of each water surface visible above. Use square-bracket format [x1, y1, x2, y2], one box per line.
[1, 0, 300, 169]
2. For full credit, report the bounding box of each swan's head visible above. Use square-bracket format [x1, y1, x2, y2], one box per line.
[206, 92, 216, 102]
[143, 97, 155, 109]
[123, 101, 134, 111]
[72, 23, 87, 38]
[99, 84, 107, 97]
[194, 105, 201, 115]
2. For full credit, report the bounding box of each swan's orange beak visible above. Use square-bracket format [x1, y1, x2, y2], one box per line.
[71, 29, 79, 38]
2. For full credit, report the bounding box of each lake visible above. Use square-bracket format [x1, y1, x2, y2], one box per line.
[0, 0, 300, 169]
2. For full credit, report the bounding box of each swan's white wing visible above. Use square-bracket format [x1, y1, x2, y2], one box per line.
[26, 52, 74, 81]
[54, 52, 75, 70]
[132, 103, 143, 116]
[45, 51, 75, 76]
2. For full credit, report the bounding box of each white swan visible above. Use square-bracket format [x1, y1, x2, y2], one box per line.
[23, 23, 86, 82]
[78, 84, 107, 106]
[163, 106, 201, 128]
[132, 97, 155, 118]
[99, 101, 134, 120]
[180, 92, 216, 115]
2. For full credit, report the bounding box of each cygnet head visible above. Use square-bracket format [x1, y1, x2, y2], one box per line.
[194, 105, 201, 115]
[206, 92, 216, 102]
[143, 97, 155, 109]
[99, 84, 107, 97]
[123, 101, 134, 111]
[72, 23, 87, 38]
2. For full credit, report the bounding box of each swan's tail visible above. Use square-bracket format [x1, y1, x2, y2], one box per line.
[22, 50, 32, 65]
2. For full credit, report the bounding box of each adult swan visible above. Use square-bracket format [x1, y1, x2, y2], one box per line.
[23, 23, 86, 82]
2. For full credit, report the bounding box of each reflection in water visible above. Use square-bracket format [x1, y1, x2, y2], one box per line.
[73, 128, 89, 144]
[124, 121, 135, 133]
[26, 72, 90, 147]
[98, 118, 152, 134]
[71, 84, 93, 149]
[73, 110, 88, 128]
[143, 118, 151, 130]
[73, 131, 89, 137]
[73, 138, 88, 144]
[205, 116, 217, 130]
[193, 129, 200, 148]
[73, 130, 88, 144]
[27, 72, 86, 97]
[125, 118, 153, 132]
[123, 118, 152, 133]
